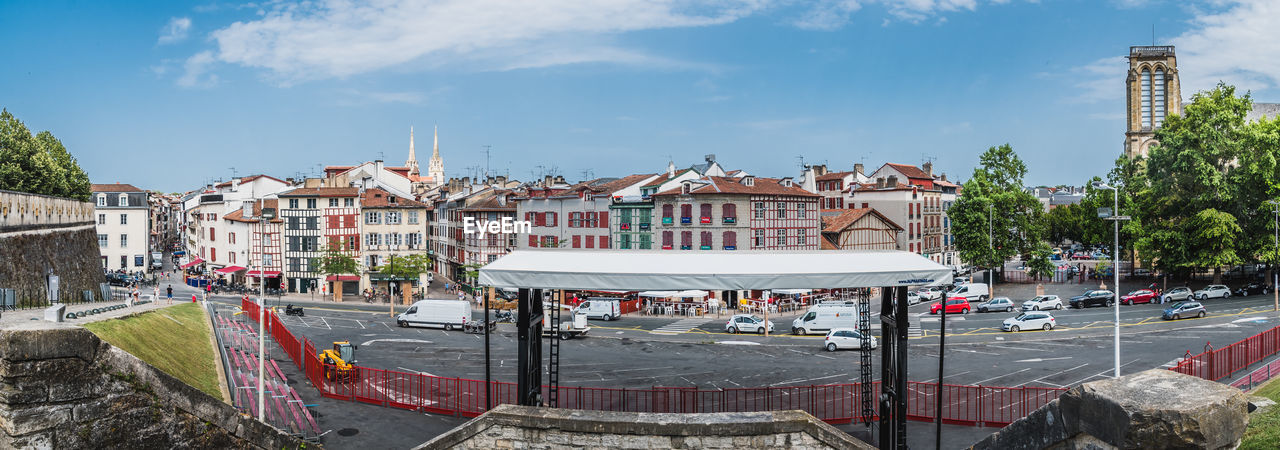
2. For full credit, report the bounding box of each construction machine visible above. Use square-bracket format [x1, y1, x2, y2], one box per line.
[319, 341, 359, 382]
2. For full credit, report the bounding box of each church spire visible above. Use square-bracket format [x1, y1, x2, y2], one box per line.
[432, 125, 439, 158]
[427, 124, 445, 186]
[406, 126, 420, 176]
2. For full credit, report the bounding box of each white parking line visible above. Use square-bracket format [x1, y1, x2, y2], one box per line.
[357, 320, 366, 329]
[1064, 359, 1142, 387]
[919, 371, 972, 383]
[769, 373, 847, 386]
[970, 368, 1030, 386]
[319, 317, 332, 330]
[1020, 363, 1089, 387]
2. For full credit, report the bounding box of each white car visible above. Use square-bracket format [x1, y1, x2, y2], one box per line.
[725, 314, 775, 334]
[1002, 312, 1056, 332]
[917, 287, 945, 301]
[1022, 295, 1064, 311]
[823, 328, 878, 351]
[907, 292, 922, 305]
[1194, 285, 1232, 300]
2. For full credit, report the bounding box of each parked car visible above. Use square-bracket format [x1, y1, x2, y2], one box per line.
[792, 304, 860, 335]
[1070, 253, 1092, 260]
[953, 276, 971, 285]
[1022, 295, 1063, 311]
[1070, 290, 1115, 309]
[1234, 282, 1273, 297]
[977, 297, 1015, 313]
[1002, 312, 1056, 332]
[1161, 287, 1194, 303]
[1193, 285, 1232, 301]
[917, 287, 946, 301]
[948, 283, 989, 302]
[907, 292, 922, 305]
[929, 298, 972, 315]
[1162, 301, 1206, 320]
[1121, 289, 1159, 305]
[106, 273, 131, 287]
[725, 314, 774, 334]
[823, 328, 878, 351]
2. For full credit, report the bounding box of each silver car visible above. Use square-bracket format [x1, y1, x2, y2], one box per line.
[977, 297, 1015, 313]
[1022, 295, 1064, 311]
[1162, 287, 1193, 303]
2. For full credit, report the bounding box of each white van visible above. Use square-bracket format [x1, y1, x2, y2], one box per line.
[578, 298, 622, 321]
[792, 304, 861, 335]
[396, 299, 472, 330]
[948, 283, 990, 302]
[543, 304, 590, 339]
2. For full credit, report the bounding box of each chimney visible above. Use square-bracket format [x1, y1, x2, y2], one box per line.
[667, 161, 676, 177]
[940, 173, 948, 182]
[544, 175, 553, 187]
[705, 154, 716, 163]
[496, 175, 507, 186]
[241, 201, 252, 217]
[285, 177, 295, 185]
[854, 163, 864, 176]
[230, 178, 241, 191]
[922, 162, 933, 177]
[813, 164, 828, 176]
[554, 175, 566, 185]
[887, 175, 898, 187]
[876, 177, 885, 189]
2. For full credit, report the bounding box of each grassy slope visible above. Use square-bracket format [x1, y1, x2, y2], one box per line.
[84, 303, 222, 399]
[1241, 377, 1280, 449]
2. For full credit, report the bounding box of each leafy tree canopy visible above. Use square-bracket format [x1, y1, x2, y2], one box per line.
[0, 109, 91, 201]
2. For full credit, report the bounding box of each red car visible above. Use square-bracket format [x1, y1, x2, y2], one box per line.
[1122, 289, 1158, 305]
[929, 298, 972, 315]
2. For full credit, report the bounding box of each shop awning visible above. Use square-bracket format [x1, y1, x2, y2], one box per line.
[369, 273, 416, 282]
[479, 250, 952, 290]
[215, 265, 246, 274]
[180, 258, 204, 269]
[325, 275, 360, 282]
[246, 270, 281, 278]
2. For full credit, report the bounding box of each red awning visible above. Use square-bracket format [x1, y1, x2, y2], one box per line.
[246, 270, 281, 278]
[215, 265, 247, 274]
[326, 275, 360, 282]
[180, 258, 204, 269]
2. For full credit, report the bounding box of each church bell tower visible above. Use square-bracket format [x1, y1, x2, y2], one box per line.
[1125, 46, 1182, 158]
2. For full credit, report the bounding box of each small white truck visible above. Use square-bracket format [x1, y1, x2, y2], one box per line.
[543, 303, 590, 340]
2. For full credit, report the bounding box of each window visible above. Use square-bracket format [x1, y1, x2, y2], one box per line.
[599, 236, 608, 248]
[386, 211, 401, 225]
[798, 203, 807, 219]
[681, 231, 692, 250]
[389, 233, 402, 247]
[287, 217, 300, 230]
[754, 202, 765, 219]
[572, 235, 581, 248]
[344, 198, 355, 207]
[306, 199, 317, 209]
[120, 214, 128, 225]
[662, 231, 673, 249]
[722, 203, 737, 224]
[597, 212, 607, 228]
[662, 204, 674, 224]
[639, 234, 652, 249]
[723, 231, 737, 250]
[776, 229, 785, 245]
[210, 247, 217, 261]
[700, 231, 712, 249]
[97, 194, 106, 206]
[366, 212, 381, 224]
[306, 217, 318, 230]
[700, 204, 712, 224]
[798, 231, 806, 245]
[229, 252, 236, 264]
[209, 227, 216, 241]
[366, 233, 381, 246]
[776, 202, 786, 218]
[289, 199, 299, 209]
[753, 229, 765, 247]
[119, 194, 128, 206]
[586, 234, 595, 248]
[680, 204, 692, 224]
[619, 234, 631, 249]
[263, 254, 273, 266]
[1154, 68, 1166, 127]
[368, 255, 380, 267]
[120, 255, 127, 269]
[97, 214, 105, 225]
[408, 211, 419, 224]
[329, 198, 339, 207]
[98, 234, 108, 247]
[620, 208, 632, 224]
[1141, 68, 1152, 128]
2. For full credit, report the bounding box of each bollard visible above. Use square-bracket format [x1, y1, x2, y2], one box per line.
[44, 304, 66, 322]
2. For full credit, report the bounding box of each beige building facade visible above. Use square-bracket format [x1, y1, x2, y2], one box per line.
[1125, 45, 1182, 158]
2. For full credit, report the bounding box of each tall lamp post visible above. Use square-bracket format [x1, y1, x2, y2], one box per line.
[256, 206, 275, 422]
[1268, 200, 1280, 312]
[987, 202, 994, 294]
[1093, 181, 1129, 378]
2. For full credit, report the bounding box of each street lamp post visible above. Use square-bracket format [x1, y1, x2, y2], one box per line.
[988, 202, 993, 294]
[1093, 182, 1128, 378]
[1268, 200, 1280, 312]
[256, 206, 275, 422]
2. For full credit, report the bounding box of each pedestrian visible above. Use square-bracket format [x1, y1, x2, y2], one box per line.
[152, 285, 159, 302]
[166, 285, 173, 304]
[192, 293, 198, 303]
[458, 290, 464, 302]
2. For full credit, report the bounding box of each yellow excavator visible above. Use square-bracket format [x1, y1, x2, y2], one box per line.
[319, 341, 359, 382]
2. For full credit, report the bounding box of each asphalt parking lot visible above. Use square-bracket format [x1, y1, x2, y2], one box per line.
[208, 283, 1280, 449]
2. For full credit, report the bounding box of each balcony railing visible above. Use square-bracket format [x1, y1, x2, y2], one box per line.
[620, 223, 631, 231]
[680, 245, 692, 250]
[639, 222, 651, 230]
[700, 245, 711, 250]
[662, 245, 673, 250]
[724, 245, 737, 250]
[662, 217, 674, 225]
[700, 217, 711, 224]
[680, 217, 692, 224]
[723, 217, 737, 224]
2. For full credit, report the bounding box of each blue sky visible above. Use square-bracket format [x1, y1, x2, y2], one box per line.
[3, 0, 1279, 193]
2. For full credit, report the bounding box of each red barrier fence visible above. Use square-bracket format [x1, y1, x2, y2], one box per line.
[240, 298, 1064, 427]
[1171, 323, 1280, 384]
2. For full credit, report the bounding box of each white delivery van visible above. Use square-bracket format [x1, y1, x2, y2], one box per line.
[578, 297, 622, 321]
[543, 304, 590, 340]
[792, 304, 861, 335]
[396, 299, 472, 330]
[150, 252, 164, 270]
[948, 283, 990, 302]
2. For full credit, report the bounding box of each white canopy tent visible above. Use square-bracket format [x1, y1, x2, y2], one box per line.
[478, 250, 952, 290]
[638, 290, 709, 298]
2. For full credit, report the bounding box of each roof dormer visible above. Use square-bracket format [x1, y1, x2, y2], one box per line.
[741, 176, 755, 187]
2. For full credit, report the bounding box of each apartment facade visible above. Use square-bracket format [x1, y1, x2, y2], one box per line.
[651, 176, 820, 251]
[278, 187, 360, 293]
[848, 180, 944, 262]
[819, 208, 901, 250]
[221, 199, 284, 289]
[518, 174, 657, 250]
[359, 188, 430, 294]
[92, 184, 151, 271]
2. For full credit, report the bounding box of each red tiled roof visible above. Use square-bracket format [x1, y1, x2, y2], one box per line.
[815, 171, 855, 181]
[361, 187, 428, 208]
[222, 199, 284, 223]
[933, 178, 961, 188]
[91, 183, 144, 193]
[462, 192, 516, 211]
[641, 169, 691, 188]
[566, 174, 657, 197]
[820, 235, 839, 250]
[885, 163, 932, 180]
[279, 187, 360, 197]
[821, 208, 902, 233]
[651, 177, 819, 198]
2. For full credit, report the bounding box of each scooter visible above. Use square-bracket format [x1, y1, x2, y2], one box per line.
[494, 310, 515, 323]
[284, 304, 305, 317]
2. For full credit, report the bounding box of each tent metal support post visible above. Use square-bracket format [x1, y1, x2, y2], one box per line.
[879, 286, 909, 450]
[517, 288, 544, 406]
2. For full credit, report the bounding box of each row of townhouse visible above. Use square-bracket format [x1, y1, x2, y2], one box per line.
[91, 184, 153, 271]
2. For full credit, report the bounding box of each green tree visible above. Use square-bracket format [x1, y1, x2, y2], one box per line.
[1027, 241, 1057, 280]
[377, 254, 432, 280]
[950, 144, 1047, 280]
[0, 109, 91, 201]
[314, 245, 359, 299]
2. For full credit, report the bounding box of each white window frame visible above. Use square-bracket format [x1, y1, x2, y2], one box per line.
[97, 194, 106, 206]
[366, 212, 381, 224]
[119, 194, 128, 206]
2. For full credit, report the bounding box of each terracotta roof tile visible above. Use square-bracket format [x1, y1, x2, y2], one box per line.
[822, 208, 902, 233]
[815, 171, 855, 181]
[361, 187, 428, 208]
[652, 176, 819, 197]
[222, 199, 283, 223]
[279, 187, 360, 197]
[91, 183, 144, 193]
[885, 163, 932, 180]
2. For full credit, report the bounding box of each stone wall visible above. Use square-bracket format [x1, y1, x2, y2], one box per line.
[418, 405, 872, 450]
[0, 190, 104, 305]
[970, 369, 1249, 450]
[0, 323, 304, 449]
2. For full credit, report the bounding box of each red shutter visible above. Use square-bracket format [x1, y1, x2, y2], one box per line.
[663, 204, 673, 219]
[681, 231, 692, 248]
[599, 236, 608, 248]
[525, 212, 532, 222]
[598, 211, 608, 228]
[724, 231, 736, 248]
[585, 235, 594, 249]
[573, 235, 581, 248]
[536, 213, 546, 227]
[529, 235, 537, 247]
[328, 215, 339, 228]
[662, 231, 673, 248]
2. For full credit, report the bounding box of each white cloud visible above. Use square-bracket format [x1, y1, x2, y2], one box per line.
[158, 17, 192, 45]
[1065, 56, 1126, 104]
[1171, 0, 1280, 94]
[793, 0, 862, 30]
[178, 51, 219, 88]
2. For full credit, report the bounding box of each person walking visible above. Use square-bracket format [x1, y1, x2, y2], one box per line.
[166, 285, 173, 304]
[152, 285, 159, 303]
